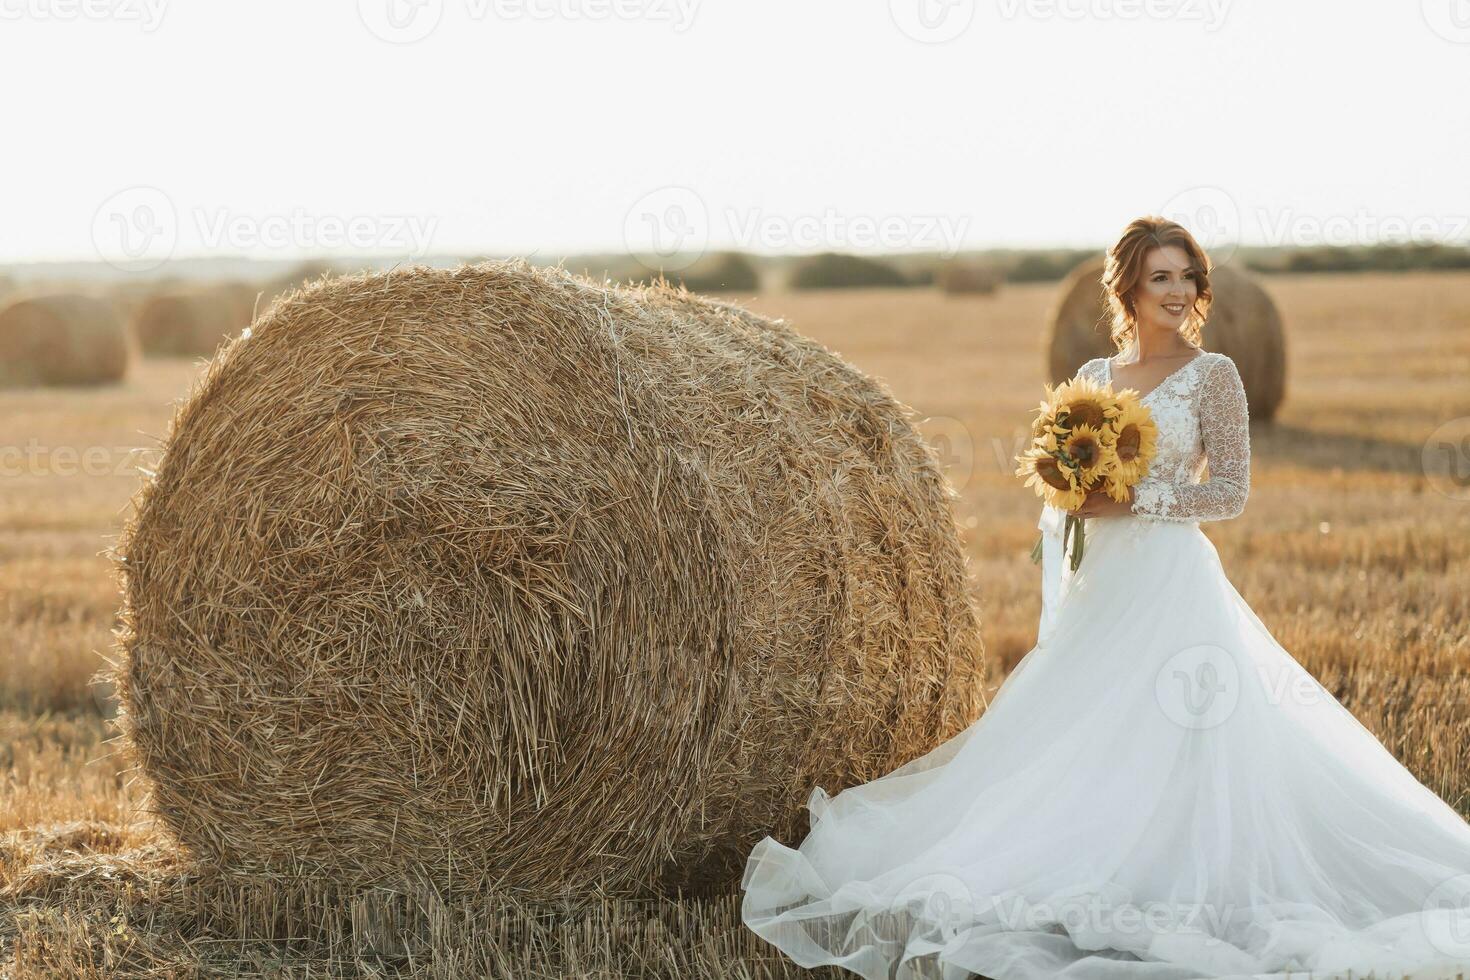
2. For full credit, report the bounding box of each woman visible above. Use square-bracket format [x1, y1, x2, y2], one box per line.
[740, 217, 1470, 979]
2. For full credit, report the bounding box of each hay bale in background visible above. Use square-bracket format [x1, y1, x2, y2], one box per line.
[1181, 264, 1288, 421]
[129, 281, 260, 357]
[1006, 249, 1100, 283]
[110, 259, 986, 901]
[102, 278, 160, 326]
[936, 261, 1002, 295]
[100, 274, 192, 327]
[649, 251, 761, 293]
[0, 294, 133, 387]
[1046, 256, 1287, 421]
[1046, 257, 1113, 381]
[789, 251, 911, 290]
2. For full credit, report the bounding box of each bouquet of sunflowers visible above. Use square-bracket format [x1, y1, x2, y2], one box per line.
[1013, 374, 1159, 572]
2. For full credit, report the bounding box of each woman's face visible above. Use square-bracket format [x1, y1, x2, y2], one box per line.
[1131, 244, 1198, 336]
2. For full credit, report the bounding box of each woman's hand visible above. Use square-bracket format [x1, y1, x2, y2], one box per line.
[1073, 487, 1135, 518]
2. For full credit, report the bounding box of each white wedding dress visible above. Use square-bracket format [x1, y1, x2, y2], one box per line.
[741, 351, 1470, 979]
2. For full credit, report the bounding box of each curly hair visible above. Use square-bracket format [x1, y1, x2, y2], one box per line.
[1102, 216, 1213, 352]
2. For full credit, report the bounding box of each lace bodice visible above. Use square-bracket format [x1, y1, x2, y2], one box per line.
[1074, 350, 1251, 523]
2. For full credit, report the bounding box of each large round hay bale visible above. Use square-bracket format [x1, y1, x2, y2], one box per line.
[257, 261, 341, 317]
[130, 281, 260, 357]
[1045, 256, 1287, 421]
[0, 294, 133, 387]
[111, 260, 985, 900]
[279, 259, 339, 285]
[274, 260, 340, 292]
[219, 279, 272, 324]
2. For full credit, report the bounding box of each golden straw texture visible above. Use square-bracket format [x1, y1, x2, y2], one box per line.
[109, 259, 986, 901]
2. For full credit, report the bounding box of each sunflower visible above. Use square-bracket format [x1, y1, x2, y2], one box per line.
[1029, 384, 1064, 441]
[1015, 445, 1087, 511]
[1062, 423, 1116, 486]
[1051, 375, 1121, 432]
[1102, 394, 1158, 491]
[1016, 371, 1160, 572]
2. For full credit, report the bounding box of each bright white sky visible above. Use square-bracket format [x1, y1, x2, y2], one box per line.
[3, 0, 1469, 265]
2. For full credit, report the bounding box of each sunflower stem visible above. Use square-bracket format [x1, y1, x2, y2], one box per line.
[1063, 514, 1087, 572]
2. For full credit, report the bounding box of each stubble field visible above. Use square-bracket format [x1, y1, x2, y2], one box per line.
[1, 269, 1468, 977]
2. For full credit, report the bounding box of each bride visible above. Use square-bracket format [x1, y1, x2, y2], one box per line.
[740, 216, 1470, 979]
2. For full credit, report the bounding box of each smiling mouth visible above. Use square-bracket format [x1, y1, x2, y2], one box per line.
[1163, 304, 1187, 314]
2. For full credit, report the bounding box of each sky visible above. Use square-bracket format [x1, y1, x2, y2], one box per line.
[3, 0, 1469, 267]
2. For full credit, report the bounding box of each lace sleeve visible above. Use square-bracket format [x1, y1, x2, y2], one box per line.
[1130, 355, 1251, 522]
[1067, 358, 1103, 386]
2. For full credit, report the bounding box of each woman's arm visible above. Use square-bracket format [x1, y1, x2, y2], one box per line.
[1129, 355, 1251, 522]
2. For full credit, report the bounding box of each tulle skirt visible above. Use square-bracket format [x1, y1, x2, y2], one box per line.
[740, 509, 1470, 979]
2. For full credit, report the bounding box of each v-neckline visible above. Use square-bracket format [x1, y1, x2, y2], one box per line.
[1106, 350, 1207, 402]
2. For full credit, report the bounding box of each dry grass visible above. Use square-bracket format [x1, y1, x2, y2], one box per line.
[2, 270, 1468, 977]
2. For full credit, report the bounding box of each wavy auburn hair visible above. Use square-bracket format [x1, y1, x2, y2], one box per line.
[1102, 216, 1214, 353]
